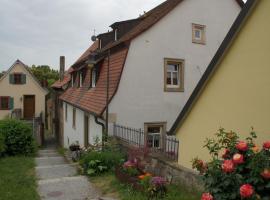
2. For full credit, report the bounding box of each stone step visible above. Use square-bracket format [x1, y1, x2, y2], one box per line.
[39, 149, 58, 154]
[36, 164, 78, 180]
[38, 176, 100, 200]
[38, 152, 60, 157]
[35, 157, 67, 167]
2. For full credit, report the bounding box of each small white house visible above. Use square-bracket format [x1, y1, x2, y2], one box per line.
[58, 0, 243, 148]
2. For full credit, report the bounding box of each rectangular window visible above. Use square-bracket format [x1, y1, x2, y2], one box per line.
[14, 73, 22, 84]
[145, 122, 166, 149]
[192, 23, 206, 44]
[79, 72, 83, 87]
[115, 29, 118, 41]
[0, 97, 9, 110]
[164, 58, 184, 92]
[91, 68, 96, 88]
[72, 107, 76, 129]
[65, 103, 67, 121]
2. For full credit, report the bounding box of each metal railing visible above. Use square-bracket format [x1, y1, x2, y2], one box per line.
[113, 123, 179, 161]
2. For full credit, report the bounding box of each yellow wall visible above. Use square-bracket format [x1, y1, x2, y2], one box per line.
[176, 0, 270, 169]
[0, 63, 48, 121]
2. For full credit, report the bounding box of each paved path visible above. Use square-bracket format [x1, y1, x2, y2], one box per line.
[36, 148, 101, 200]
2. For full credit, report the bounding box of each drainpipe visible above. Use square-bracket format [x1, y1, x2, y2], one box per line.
[94, 115, 105, 132]
[105, 49, 110, 142]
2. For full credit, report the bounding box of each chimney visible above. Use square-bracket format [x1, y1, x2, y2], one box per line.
[59, 56, 65, 81]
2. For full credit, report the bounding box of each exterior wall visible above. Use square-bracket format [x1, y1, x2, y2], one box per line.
[0, 63, 47, 121]
[109, 0, 240, 130]
[175, 0, 270, 169]
[63, 102, 103, 148]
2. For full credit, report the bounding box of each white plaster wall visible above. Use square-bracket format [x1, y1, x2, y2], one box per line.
[0, 63, 47, 121]
[63, 102, 103, 148]
[109, 0, 240, 130]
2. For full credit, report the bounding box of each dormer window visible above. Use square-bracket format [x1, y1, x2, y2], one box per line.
[91, 68, 97, 88]
[115, 29, 118, 41]
[79, 72, 83, 87]
[71, 73, 75, 87]
[99, 39, 102, 49]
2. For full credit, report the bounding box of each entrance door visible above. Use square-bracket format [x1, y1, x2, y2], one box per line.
[84, 115, 89, 147]
[24, 95, 35, 119]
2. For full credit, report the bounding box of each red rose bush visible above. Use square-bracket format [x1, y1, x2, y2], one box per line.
[192, 129, 270, 200]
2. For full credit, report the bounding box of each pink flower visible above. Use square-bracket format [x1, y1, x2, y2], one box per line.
[201, 193, 214, 200]
[261, 169, 270, 179]
[123, 160, 135, 168]
[236, 141, 248, 151]
[263, 141, 270, 150]
[222, 149, 230, 159]
[240, 184, 254, 198]
[233, 153, 244, 164]
[222, 160, 234, 173]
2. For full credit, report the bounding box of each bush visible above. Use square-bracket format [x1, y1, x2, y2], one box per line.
[193, 128, 270, 200]
[80, 150, 125, 176]
[0, 119, 36, 156]
[0, 133, 5, 156]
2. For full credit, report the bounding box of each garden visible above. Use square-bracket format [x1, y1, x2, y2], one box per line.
[0, 119, 39, 200]
[75, 138, 200, 200]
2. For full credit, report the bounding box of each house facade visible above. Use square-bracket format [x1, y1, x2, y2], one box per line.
[58, 0, 243, 148]
[0, 60, 48, 121]
[171, 0, 270, 169]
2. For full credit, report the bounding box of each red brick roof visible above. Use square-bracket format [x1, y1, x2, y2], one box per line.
[51, 68, 73, 89]
[60, 48, 128, 116]
[100, 0, 244, 52]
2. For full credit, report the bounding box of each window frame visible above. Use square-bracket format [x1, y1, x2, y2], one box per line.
[13, 73, 23, 84]
[91, 68, 97, 88]
[144, 122, 166, 149]
[72, 107, 76, 129]
[79, 72, 83, 87]
[0, 96, 10, 110]
[192, 23, 206, 45]
[164, 58, 184, 92]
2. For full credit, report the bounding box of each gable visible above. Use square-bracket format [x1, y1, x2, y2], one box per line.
[0, 60, 48, 94]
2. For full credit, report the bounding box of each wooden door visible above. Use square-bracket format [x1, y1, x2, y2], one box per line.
[84, 115, 89, 147]
[24, 95, 35, 119]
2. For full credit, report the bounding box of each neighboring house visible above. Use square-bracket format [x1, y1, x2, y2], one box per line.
[170, 0, 270, 169]
[59, 0, 243, 148]
[0, 60, 48, 121]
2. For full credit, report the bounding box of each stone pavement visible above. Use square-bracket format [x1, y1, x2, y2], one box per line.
[36, 147, 101, 200]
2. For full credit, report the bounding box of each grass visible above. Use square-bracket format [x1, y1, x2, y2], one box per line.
[90, 173, 200, 200]
[0, 156, 39, 200]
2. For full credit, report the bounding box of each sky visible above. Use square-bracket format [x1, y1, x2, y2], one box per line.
[0, 0, 165, 71]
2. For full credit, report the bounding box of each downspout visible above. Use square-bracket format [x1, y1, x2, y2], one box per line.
[94, 115, 105, 133]
[105, 49, 110, 141]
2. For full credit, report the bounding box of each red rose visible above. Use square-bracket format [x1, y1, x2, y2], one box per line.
[263, 141, 270, 150]
[233, 153, 244, 164]
[222, 149, 230, 159]
[240, 184, 254, 198]
[236, 141, 248, 151]
[201, 193, 214, 200]
[261, 169, 270, 179]
[222, 160, 234, 173]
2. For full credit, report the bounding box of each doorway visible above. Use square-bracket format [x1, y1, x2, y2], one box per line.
[84, 115, 89, 147]
[23, 95, 35, 119]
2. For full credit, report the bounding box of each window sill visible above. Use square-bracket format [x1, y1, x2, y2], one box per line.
[192, 40, 206, 45]
[164, 87, 184, 92]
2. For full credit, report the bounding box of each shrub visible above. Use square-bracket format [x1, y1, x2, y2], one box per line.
[192, 128, 270, 200]
[0, 133, 5, 156]
[80, 150, 124, 176]
[0, 119, 36, 156]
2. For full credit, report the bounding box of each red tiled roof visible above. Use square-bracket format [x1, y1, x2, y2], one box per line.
[100, 0, 244, 52]
[73, 40, 99, 67]
[51, 68, 73, 89]
[60, 48, 128, 116]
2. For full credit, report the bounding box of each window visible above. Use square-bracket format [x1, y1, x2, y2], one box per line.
[65, 103, 67, 121]
[71, 73, 75, 87]
[164, 58, 184, 92]
[72, 107, 76, 129]
[192, 23, 206, 44]
[115, 29, 118, 41]
[79, 72, 83, 87]
[9, 73, 26, 84]
[0, 97, 9, 110]
[91, 68, 97, 88]
[145, 122, 166, 149]
[99, 39, 102, 49]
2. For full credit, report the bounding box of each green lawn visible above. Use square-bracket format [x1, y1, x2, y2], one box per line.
[0, 156, 39, 200]
[90, 173, 200, 200]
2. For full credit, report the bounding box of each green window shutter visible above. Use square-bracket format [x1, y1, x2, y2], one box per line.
[22, 74, 26, 84]
[9, 74, 14, 84]
[9, 97, 14, 110]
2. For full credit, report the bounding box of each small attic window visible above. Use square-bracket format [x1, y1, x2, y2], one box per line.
[115, 29, 118, 41]
[79, 72, 83, 87]
[99, 39, 102, 49]
[91, 68, 97, 88]
[192, 23, 206, 45]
